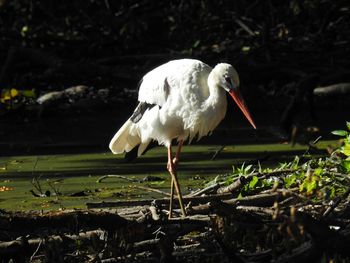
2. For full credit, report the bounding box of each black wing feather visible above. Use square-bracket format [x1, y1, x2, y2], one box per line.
[130, 102, 158, 123]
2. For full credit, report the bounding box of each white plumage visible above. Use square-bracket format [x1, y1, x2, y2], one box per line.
[109, 59, 248, 154]
[109, 59, 256, 218]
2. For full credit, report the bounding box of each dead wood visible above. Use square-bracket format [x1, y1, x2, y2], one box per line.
[216, 169, 296, 195]
[133, 185, 171, 197]
[86, 193, 233, 209]
[323, 187, 350, 218]
[133, 238, 160, 253]
[216, 176, 248, 194]
[0, 210, 128, 234]
[314, 83, 350, 96]
[273, 241, 316, 263]
[0, 230, 105, 257]
[186, 181, 225, 197]
[97, 174, 140, 183]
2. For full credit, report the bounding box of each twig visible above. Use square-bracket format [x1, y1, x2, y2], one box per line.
[186, 182, 225, 197]
[211, 145, 226, 160]
[323, 187, 350, 218]
[97, 174, 140, 183]
[217, 176, 248, 194]
[31, 177, 45, 196]
[86, 193, 233, 209]
[216, 169, 296, 195]
[0, 210, 128, 233]
[236, 205, 275, 216]
[30, 239, 43, 261]
[234, 18, 255, 36]
[149, 204, 161, 221]
[47, 180, 62, 196]
[133, 185, 171, 196]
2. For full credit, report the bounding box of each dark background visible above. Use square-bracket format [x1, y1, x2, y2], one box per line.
[0, 0, 349, 155]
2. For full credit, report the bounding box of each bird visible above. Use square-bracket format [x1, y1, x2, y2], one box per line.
[109, 59, 256, 218]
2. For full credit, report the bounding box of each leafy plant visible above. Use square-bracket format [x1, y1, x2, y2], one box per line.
[217, 123, 350, 200]
[331, 121, 350, 172]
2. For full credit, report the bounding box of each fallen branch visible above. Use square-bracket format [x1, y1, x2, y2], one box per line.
[132, 185, 171, 197]
[186, 182, 225, 197]
[323, 187, 350, 217]
[0, 210, 128, 234]
[314, 83, 350, 96]
[97, 174, 140, 183]
[216, 169, 297, 194]
[86, 193, 233, 209]
[0, 230, 105, 257]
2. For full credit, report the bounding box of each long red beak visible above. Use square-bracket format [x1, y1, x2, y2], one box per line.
[229, 89, 256, 129]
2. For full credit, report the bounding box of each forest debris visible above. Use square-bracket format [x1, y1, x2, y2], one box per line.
[86, 193, 233, 208]
[0, 210, 128, 233]
[323, 187, 350, 218]
[211, 145, 226, 160]
[97, 174, 140, 183]
[186, 181, 225, 197]
[142, 175, 163, 182]
[1, 183, 349, 263]
[0, 230, 105, 257]
[36, 91, 63, 105]
[36, 85, 89, 104]
[216, 176, 248, 194]
[133, 185, 171, 196]
[314, 83, 350, 96]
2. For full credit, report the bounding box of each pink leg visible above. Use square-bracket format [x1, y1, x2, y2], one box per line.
[173, 140, 183, 168]
[167, 141, 186, 218]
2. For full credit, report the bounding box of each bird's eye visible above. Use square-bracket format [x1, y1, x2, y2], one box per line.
[225, 77, 235, 88]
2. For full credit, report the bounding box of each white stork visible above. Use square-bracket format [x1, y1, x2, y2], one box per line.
[109, 59, 256, 218]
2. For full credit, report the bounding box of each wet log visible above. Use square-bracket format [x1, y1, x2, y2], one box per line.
[216, 176, 248, 194]
[0, 230, 105, 258]
[0, 210, 128, 234]
[314, 83, 350, 96]
[86, 193, 233, 209]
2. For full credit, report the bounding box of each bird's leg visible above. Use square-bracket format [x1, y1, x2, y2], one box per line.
[167, 145, 186, 218]
[169, 176, 175, 219]
[172, 140, 183, 169]
[169, 140, 184, 218]
[167, 147, 176, 219]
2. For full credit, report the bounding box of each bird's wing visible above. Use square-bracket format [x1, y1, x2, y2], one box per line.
[137, 66, 171, 106]
[137, 59, 212, 107]
[130, 102, 157, 123]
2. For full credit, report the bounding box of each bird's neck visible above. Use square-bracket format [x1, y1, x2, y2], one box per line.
[206, 84, 225, 106]
[205, 72, 226, 107]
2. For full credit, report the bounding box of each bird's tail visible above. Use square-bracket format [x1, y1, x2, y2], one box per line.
[109, 120, 141, 154]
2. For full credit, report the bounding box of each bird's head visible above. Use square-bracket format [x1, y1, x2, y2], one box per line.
[212, 63, 256, 129]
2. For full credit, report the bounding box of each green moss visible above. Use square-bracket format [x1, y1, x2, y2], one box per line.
[0, 141, 337, 211]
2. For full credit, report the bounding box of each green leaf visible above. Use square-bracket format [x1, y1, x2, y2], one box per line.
[21, 89, 36, 98]
[248, 175, 259, 189]
[314, 167, 323, 176]
[331, 130, 348, 137]
[284, 174, 297, 188]
[343, 145, 350, 157]
[342, 160, 350, 172]
[346, 121, 350, 131]
[306, 177, 317, 194]
[291, 156, 300, 170]
[244, 164, 253, 174]
[299, 180, 306, 192]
